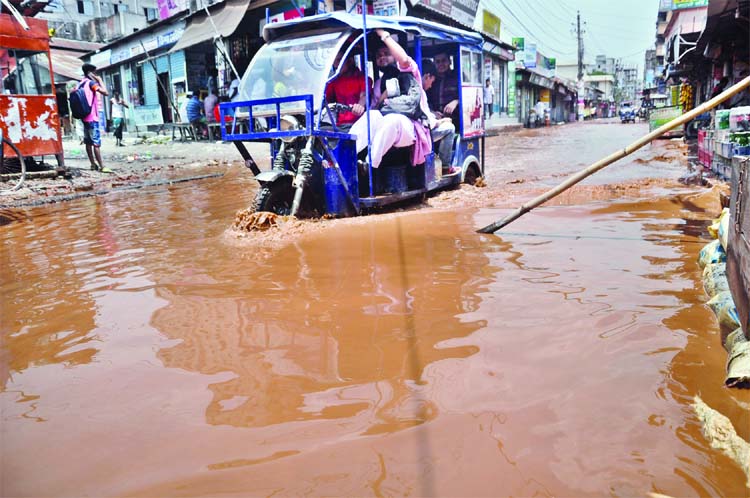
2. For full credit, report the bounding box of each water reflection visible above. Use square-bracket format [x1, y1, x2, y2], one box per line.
[151, 211, 493, 432]
[0, 200, 110, 391]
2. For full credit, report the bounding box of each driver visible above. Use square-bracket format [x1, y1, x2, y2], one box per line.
[326, 51, 369, 127]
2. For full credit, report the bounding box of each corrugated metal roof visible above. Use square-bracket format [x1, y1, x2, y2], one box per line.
[50, 48, 83, 81]
[49, 38, 103, 53]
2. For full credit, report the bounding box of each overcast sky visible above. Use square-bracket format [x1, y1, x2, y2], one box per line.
[478, 0, 660, 71]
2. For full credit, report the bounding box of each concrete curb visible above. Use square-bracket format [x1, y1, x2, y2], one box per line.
[485, 124, 524, 136]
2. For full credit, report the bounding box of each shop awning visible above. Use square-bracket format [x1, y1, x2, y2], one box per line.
[170, 0, 256, 53]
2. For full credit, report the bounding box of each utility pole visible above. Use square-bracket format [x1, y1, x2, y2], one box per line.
[576, 11, 585, 82]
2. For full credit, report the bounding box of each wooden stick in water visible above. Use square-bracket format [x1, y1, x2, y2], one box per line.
[477, 75, 750, 234]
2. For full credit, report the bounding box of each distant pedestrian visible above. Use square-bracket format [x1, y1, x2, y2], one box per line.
[206, 67, 218, 96]
[110, 91, 129, 147]
[483, 78, 494, 120]
[76, 63, 110, 172]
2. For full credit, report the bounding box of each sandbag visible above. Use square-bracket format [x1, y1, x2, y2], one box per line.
[725, 327, 749, 353]
[707, 208, 728, 239]
[726, 337, 750, 389]
[717, 208, 730, 251]
[698, 239, 726, 268]
[707, 291, 741, 331]
[703, 263, 730, 298]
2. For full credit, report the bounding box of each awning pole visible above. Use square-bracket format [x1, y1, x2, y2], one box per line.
[203, 6, 241, 81]
[0, 0, 30, 29]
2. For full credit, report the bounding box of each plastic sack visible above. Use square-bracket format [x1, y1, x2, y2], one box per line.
[698, 239, 726, 268]
[724, 327, 749, 352]
[717, 209, 730, 251]
[703, 263, 730, 298]
[707, 208, 729, 239]
[725, 328, 750, 388]
[707, 291, 741, 331]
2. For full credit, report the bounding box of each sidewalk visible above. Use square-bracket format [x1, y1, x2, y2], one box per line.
[484, 113, 523, 136]
[1, 133, 270, 208]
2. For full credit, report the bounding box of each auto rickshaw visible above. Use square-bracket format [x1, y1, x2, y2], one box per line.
[220, 13, 486, 218]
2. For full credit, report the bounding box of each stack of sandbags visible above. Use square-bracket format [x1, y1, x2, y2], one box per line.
[699, 208, 749, 388]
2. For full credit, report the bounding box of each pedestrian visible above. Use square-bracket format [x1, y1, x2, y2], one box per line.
[483, 78, 494, 120]
[110, 91, 129, 147]
[76, 63, 110, 172]
[186, 93, 207, 138]
[204, 90, 219, 123]
[228, 74, 241, 102]
[206, 67, 218, 96]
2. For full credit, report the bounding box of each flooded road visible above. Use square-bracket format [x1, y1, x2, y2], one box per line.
[2, 121, 749, 497]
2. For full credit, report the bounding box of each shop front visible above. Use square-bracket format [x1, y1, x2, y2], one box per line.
[89, 18, 187, 131]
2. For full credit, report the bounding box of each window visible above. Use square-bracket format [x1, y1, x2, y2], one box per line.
[460, 50, 482, 85]
[77, 0, 94, 14]
[144, 7, 158, 21]
[0, 49, 52, 95]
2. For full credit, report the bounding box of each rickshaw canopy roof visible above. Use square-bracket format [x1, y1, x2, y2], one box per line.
[262, 12, 484, 49]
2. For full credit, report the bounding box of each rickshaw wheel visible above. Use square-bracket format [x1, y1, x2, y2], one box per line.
[254, 177, 294, 215]
[463, 163, 481, 186]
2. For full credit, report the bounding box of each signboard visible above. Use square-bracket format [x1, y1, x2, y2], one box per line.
[157, 0, 185, 20]
[524, 42, 537, 69]
[649, 105, 683, 136]
[131, 104, 164, 127]
[482, 10, 501, 38]
[671, 0, 707, 9]
[461, 85, 483, 137]
[418, 0, 480, 28]
[529, 73, 554, 89]
[267, 8, 304, 23]
[90, 49, 111, 68]
[512, 37, 524, 51]
[507, 61, 516, 117]
[540, 88, 550, 103]
[345, 0, 373, 14]
[374, 0, 399, 16]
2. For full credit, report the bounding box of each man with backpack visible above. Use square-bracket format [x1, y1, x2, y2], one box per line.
[71, 64, 109, 172]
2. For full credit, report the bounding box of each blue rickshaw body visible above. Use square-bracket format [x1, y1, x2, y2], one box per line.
[219, 13, 486, 217]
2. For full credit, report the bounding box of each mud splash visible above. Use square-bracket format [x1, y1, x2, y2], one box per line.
[233, 209, 292, 232]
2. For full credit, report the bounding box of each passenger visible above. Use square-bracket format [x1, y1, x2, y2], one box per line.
[372, 43, 397, 107]
[326, 52, 367, 127]
[349, 29, 432, 170]
[420, 59, 456, 171]
[426, 50, 460, 127]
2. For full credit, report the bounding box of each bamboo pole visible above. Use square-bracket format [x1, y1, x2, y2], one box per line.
[477, 75, 750, 234]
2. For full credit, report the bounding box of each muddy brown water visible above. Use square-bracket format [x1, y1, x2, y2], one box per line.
[2, 122, 749, 497]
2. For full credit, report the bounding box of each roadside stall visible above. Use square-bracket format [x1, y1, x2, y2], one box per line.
[0, 13, 64, 175]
